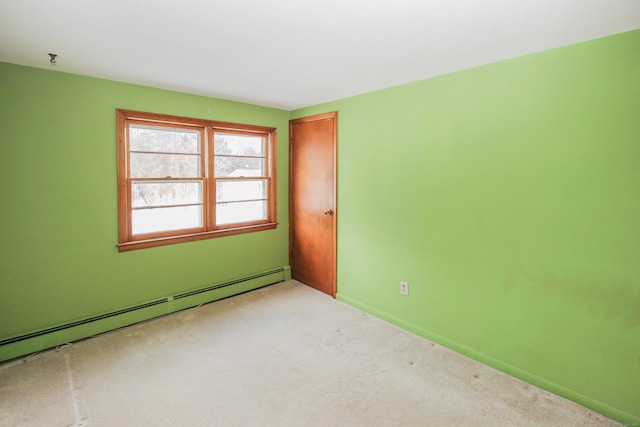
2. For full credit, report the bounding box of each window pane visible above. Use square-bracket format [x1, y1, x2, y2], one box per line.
[131, 181, 202, 208]
[216, 201, 266, 225]
[130, 153, 200, 178]
[214, 133, 264, 156]
[215, 157, 265, 177]
[130, 125, 200, 154]
[217, 180, 266, 203]
[132, 205, 202, 235]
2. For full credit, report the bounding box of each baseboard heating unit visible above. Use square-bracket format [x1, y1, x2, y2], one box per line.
[0, 266, 290, 362]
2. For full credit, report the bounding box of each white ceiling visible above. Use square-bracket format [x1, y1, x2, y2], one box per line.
[1, 0, 639, 110]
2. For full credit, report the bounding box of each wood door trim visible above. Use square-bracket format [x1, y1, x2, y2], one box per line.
[289, 112, 338, 297]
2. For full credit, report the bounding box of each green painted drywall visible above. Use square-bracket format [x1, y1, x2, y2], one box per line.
[293, 29, 640, 423]
[0, 63, 290, 352]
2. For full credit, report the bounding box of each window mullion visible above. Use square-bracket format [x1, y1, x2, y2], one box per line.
[207, 126, 216, 231]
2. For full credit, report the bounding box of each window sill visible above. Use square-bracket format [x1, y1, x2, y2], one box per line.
[117, 222, 278, 252]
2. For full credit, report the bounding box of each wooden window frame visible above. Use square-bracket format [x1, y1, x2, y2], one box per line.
[116, 109, 277, 251]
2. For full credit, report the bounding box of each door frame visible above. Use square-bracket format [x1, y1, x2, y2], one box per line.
[288, 112, 338, 297]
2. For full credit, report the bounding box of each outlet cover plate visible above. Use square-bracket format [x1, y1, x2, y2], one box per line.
[400, 281, 409, 296]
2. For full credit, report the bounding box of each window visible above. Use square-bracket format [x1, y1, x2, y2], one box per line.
[116, 109, 277, 251]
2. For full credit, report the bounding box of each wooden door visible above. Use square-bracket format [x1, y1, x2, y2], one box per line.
[289, 112, 337, 297]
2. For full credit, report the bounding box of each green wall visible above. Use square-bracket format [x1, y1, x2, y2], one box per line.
[0, 63, 290, 357]
[294, 30, 640, 423]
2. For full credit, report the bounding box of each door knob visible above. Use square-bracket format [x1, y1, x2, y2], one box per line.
[323, 209, 334, 216]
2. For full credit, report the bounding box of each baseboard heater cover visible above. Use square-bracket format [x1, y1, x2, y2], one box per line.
[173, 269, 282, 300]
[0, 267, 287, 347]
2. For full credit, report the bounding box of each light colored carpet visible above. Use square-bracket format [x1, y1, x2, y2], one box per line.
[0, 280, 618, 426]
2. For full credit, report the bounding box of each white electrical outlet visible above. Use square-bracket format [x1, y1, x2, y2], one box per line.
[400, 281, 409, 296]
